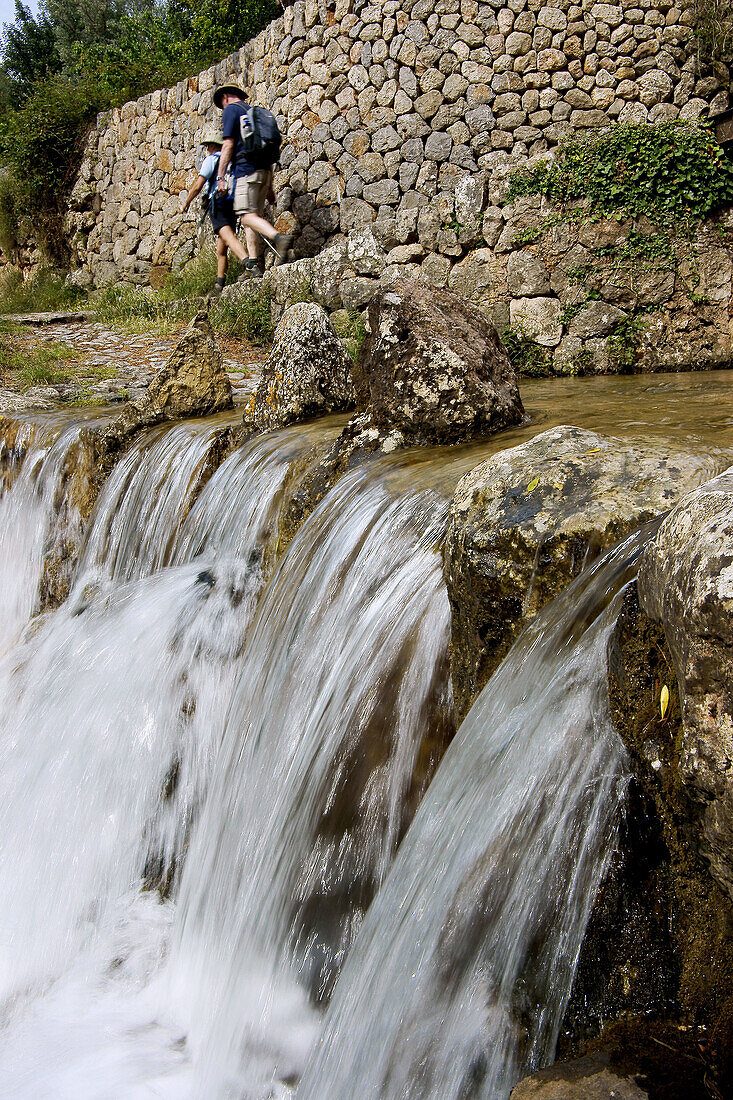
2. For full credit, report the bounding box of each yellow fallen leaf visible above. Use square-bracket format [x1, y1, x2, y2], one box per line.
[527, 477, 540, 492]
[584, 448, 602, 454]
[660, 684, 670, 719]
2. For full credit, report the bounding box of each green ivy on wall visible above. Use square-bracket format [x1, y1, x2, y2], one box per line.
[508, 122, 733, 229]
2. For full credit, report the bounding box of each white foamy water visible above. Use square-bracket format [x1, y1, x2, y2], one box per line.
[0, 423, 82, 645]
[0, 421, 455, 1099]
[168, 470, 452, 1097]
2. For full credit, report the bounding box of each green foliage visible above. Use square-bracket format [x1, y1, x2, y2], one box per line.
[594, 226, 678, 269]
[687, 0, 733, 62]
[164, 249, 220, 299]
[511, 223, 545, 247]
[0, 0, 279, 261]
[607, 313, 647, 373]
[92, 283, 195, 330]
[330, 307, 367, 361]
[210, 283, 273, 343]
[1, 1, 61, 106]
[0, 264, 85, 312]
[501, 327, 554, 377]
[0, 172, 19, 257]
[0, 74, 110, 261]
[508, 123, 733, 229]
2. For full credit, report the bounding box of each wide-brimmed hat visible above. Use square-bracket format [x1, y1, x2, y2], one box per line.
[201, 127, 223, 146]
[213, 83, 246, 108]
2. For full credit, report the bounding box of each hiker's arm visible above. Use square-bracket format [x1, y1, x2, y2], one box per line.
[217, 139, 234, 193]
[181, 175, 206, 213]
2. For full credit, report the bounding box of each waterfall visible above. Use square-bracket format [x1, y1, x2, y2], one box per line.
[0, 422, 84, 644]
[297, 532, 646, 1100]
[168, 470, 452, 1097]
[76, 420, 230, 583]
[0, 399, 653, 1099]
[0, 420, 454, 1098]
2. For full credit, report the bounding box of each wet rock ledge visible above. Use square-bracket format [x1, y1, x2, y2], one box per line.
[509, 469, 733, 1099]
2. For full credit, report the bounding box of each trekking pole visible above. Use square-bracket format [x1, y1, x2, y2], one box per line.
[259, 232, 279, 257]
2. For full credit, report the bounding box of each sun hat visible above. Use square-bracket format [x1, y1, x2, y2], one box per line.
[201, 127, 224, 146]
[213, 83, 247, 108]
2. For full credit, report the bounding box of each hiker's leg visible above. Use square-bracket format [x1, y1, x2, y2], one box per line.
[217, 224, 247, 263]
[244, 225, 260, 260]
[239, 211, 277, 242]
[216, 233, 228, 279]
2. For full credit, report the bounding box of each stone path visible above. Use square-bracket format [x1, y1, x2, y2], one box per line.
[1, 313, 266, 409]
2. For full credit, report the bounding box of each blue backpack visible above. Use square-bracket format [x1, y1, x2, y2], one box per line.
[239, 106, 282, 169]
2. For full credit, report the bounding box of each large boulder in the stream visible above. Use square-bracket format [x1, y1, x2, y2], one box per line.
[354, 278, 524, 445]
[510, 1050, 648, 1100]
[636, 467, 733, 902]
[275, 280, 525, 557]
[444, 426, 714, 722]
[593, 469, 733, 1098]
[241, 302, 355, 432]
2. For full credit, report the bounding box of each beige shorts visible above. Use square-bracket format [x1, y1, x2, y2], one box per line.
[233, 170, 271, 215]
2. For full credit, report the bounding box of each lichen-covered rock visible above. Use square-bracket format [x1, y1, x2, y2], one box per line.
[444, 426, 714, 720]
[637, 466, 733, 901]
[356, 278, 524, 445]
[139, 310, 232, 420]
[242, 302, 356, 432]
[510, 1052, 648, 1100]
[0, 388, 55, 412]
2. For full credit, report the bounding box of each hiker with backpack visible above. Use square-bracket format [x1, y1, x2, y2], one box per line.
[213, 83, 292, 277]
[181, 128, 250, 296]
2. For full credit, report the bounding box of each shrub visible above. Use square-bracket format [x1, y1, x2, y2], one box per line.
[0, 172, 19, 259]
[0, 74, 109, 262]
[330, 308, 367, 361]
[92, 283, 195, 330]
[210, 284, 274, 343]
[501, 328, 554, 377]
[0, 264, 85, 313]
[508, 122, 733, 229]
[164, 250, 220, 300]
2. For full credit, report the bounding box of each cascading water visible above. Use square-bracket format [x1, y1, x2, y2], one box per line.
[0, 390, 679, 1100]
[77, 420, 230, 583]
[168, 469, 453, 1097]
[297, 532, 647, 1100]
[0, 417, 454, 1098]
[0, 422, 84, 644]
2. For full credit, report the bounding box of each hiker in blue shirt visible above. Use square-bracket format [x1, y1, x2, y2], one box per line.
[213, 83, 292, 277]
[181, 128, 250, 296]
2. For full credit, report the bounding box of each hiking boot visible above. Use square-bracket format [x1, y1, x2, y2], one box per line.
[273, 234, 293, 264]
[237, 259, 264, 282]
[207, 281, 224, 299]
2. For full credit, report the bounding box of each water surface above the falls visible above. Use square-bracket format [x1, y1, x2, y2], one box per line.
[380, 368, 733, 497]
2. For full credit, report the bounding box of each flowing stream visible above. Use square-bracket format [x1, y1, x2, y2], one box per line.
[0, 375, 729, 1099]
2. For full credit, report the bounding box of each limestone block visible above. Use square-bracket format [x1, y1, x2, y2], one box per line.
[507, 251, 551, 296]
[347, 227, 387, 275]
[242, 303, 355, 432]
[567, 300, 627, 338]
[638, 68, 674, 105]
[510, 297, 563, 345]
[445, 425, 709, 718]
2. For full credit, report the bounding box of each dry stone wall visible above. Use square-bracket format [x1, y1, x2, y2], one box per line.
[65, 0, 733, 367]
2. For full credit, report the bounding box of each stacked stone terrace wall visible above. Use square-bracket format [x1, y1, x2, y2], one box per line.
[66, 0, 731, 311]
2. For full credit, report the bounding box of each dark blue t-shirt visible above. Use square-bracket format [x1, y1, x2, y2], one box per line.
[222, 101, 256, 178]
